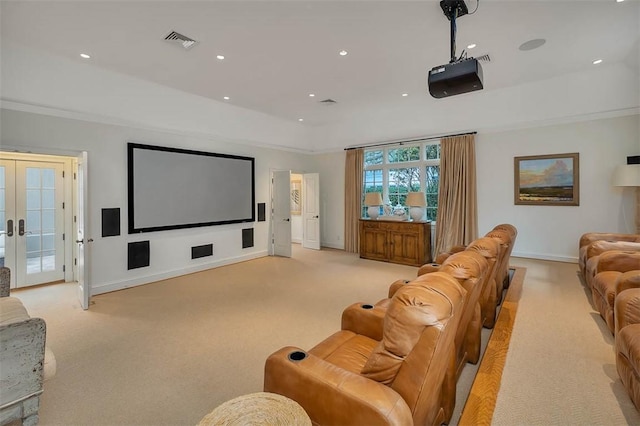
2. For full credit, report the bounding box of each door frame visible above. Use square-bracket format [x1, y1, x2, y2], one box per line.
[0, 148, 90, 304]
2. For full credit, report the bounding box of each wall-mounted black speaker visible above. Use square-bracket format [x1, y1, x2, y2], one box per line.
[192, 244, 213, 259]
[242, 228, 254, 249]
[628, 156, 640, 165]
[128, 241, 150, 270]
[257, 203, 266, 222]
[102, 208, 121, 237]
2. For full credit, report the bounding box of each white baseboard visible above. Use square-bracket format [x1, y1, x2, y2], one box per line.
[92, 250, 269, 295]
[321, 241, 345, 250]
[511, 251, 578, 264]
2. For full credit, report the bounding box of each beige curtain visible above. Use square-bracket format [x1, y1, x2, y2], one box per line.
[434, 134, 478, 256]
[344, 149, 364, 253]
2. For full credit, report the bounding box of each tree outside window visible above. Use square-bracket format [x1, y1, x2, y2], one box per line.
[362, 142, 440, 220]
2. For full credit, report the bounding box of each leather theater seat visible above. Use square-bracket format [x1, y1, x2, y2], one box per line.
[264, 273, 466, 426]
[615, 287, 640, 410]
[579, 233, 640, 276]
[583, 240, 640, 289]
[591, 251, 640, 333]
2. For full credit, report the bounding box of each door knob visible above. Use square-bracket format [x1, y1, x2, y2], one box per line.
[18, 219, 24, 236]
[283, 218, 290, 222]
[313, 215, 319, 219]
[6, 220, 13, 237]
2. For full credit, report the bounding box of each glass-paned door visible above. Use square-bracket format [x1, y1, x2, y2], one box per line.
[1, 159, 65, 288]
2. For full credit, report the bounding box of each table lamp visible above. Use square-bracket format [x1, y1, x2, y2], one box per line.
[612, 156, 640, 233]
[405, 191, 427, 222]
[364, 192, 383, 220]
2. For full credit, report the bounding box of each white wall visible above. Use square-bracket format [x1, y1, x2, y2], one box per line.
[1, 109, 315, 294]
[314, 151, 346, 250]
[306, 115, 639, 261]
[477, 114, 639, 262]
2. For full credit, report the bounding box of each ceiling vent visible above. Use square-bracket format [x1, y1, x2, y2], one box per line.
[164, 31, 198, 50]
[476, 53, 491, 62]
[319, 98, 338, 105]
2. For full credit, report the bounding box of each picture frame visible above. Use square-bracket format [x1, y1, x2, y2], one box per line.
[514, 152, 579, 206]
[290, 179, 302, 215]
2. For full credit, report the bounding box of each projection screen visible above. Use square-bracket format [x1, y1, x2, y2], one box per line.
[128, 143, 255, 233]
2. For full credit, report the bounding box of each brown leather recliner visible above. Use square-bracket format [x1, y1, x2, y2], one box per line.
[483, 229, 512, 301]
[264, 273, 466, 426]
[459, 237, 502, 329]
[381, 253, 487, 422]
[615, 287, 640, 410]
[591, 250, 640, 333]
[584, 241, 640, 290]
[416, 237, 503, 328]
[579, 232, 640, 276]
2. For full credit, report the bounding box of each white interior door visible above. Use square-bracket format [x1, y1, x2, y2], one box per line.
[75, 152, 91, 310]
[0, 160, 17, 287]
[272, 170, 292, 257]
[302, 173, 320, 250]
[0, 160, 66, 287]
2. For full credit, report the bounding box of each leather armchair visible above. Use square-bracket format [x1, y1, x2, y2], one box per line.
[264, 273, 466, 426]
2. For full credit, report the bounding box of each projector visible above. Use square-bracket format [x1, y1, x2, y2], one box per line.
[428, 57, 483, 98]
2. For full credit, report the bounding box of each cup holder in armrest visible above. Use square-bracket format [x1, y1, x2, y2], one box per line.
[404, 280, 411, 284]
[361, 304, 374, 309]
[430, 263, 440, 267]
[288, 351, 307, 362]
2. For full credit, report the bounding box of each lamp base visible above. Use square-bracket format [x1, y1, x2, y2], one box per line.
[409, 207, 424, 222]
[368, 206, 380, 220]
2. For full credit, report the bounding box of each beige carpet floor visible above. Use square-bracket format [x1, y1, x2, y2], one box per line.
[9, 246, 639, 425]
[491, 257, 640, 426]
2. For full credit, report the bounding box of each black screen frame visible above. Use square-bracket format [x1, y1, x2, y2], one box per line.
[127, 143, 255, 234]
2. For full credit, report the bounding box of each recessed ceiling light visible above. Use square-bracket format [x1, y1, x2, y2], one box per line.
[339, 50, 348, 56]
[298, 118, 304, 122]
[223, 96, 230, 100]
[80, 53, 91, 59]
[519, 38, 546, 51]
[216, 55, 225, 60]
[309, 93, 315, 97]
[593, 59, 603, 65]
[616, 0, 624, 3]
[467, 44, 477, 49]
[402, 93, 408, 97]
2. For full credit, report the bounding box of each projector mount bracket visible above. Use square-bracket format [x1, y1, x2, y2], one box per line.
[439, 0, 469, 64]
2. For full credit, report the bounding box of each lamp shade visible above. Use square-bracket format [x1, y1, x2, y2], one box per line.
[405, 192, 426, 207]
[612, 164, 640, 187]
[364, 192, 383, 206]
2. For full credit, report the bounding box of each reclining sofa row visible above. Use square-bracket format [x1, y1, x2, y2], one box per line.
[578, 233, 640, 411]
[263, 224, 517, 425]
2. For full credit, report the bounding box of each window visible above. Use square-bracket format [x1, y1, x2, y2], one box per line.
[363, 142, 440, 221]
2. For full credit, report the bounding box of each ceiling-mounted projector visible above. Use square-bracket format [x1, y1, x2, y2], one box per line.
[428, 0, 483, 99]
[428, 58, 483, 98]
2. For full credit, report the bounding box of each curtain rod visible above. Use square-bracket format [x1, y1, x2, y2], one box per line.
[344, 131, 477, 151]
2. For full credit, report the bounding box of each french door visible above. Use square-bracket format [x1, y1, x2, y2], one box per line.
[0, 159, 65, 288]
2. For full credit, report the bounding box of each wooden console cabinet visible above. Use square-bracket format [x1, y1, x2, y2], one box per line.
[359, 219, 431, 267]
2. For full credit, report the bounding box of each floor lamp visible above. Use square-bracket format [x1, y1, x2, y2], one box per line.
[612, 160, 640, 234]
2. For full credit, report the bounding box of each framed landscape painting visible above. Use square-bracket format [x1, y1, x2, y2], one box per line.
[514, 153, 579, 206]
